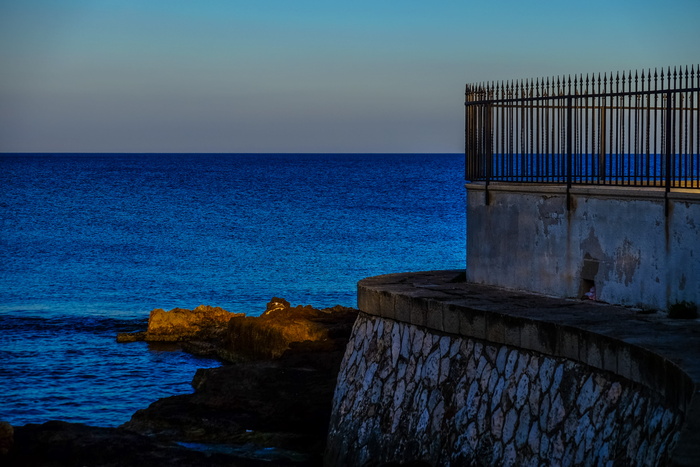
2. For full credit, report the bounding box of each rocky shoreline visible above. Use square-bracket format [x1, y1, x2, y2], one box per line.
[3, 298, 358, 466]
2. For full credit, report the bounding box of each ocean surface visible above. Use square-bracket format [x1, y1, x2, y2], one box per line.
[0, 153, 466, 427]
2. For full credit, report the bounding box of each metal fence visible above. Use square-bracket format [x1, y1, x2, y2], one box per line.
[465, 66, 700, 192]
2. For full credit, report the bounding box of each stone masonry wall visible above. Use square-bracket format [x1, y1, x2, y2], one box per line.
[325, 313, 683, 466]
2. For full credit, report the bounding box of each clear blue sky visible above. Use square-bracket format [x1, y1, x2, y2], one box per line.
[1, 0, 698, 153]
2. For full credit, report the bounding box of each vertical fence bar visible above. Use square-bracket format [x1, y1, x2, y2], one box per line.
[688, 65, 700, 188]
[614, 72, 620, 185]
[634, 72, 640, 184]
[484, 98, 492, 204]
[654, 70, 660, 185]
[508, 81, 514, 178]
[498, 83, 505, 181]
[464, 86, 469, 180]
[665, 88, 673, 215]
[644, 70, 651, 185]
[599, 74, 607, 183]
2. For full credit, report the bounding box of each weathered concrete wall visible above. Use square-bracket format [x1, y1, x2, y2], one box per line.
[465, 184, 700, 311]
[324, 271, 700, 466]
[326, 313, 682, 466]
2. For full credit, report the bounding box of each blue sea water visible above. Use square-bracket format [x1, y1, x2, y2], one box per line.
[0, 153, 466, 427]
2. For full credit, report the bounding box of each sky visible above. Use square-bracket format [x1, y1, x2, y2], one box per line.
[1, 0, 698, 153]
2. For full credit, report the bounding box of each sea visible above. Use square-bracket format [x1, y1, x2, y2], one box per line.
[0, 153, 466, 428]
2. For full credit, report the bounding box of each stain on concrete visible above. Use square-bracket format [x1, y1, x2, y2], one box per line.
[614, 239, 641, 286]
[581, 228, 603, 260]
[537, 197, 564, 236]
[581, 254, 600, 281]
[580, 228, 612, 281]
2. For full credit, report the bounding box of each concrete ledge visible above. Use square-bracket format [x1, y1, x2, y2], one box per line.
[466, 181, 700, 201]
[357, 270, 700, 466]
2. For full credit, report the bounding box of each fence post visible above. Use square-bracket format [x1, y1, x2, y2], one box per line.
[484, 102, 492, 205]
[598, 105, 606, 182]
[664, 90, 673, 216]
[566, 95, 573, 210]
[464, 86, 476, 182]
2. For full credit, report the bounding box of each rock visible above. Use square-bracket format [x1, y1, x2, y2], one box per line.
[122, 353, 345, 465]
[181, 339, 220, 357]
[116, 331, 147, 343]
[0, 421, 13, 456]
[222, 298, 357, 360]
[6, 420, 298, 466]
[117, 305, 243, 343]
[147, 305, 242, 342]
[107, 298, 356, 465]
[116, 299, 357, 363]
[121, 299, 358, 465]
[266, 297, 291, 313]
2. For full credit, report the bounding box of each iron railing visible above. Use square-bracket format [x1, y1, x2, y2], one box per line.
[465, 66, 700, 193]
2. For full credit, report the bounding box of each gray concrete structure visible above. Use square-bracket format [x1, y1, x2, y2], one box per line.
[466, 183, 700, 312]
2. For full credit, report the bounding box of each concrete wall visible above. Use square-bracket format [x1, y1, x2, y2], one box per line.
[466, 184, 700, 311]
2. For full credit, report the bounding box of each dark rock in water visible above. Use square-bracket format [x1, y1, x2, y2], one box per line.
[6, 420, 300, 466]
[180, 339, 221, 357]
[124, 350, 343, 443]
[16, 298, 358, 466]
[122, 301, 358, 466]
[0, 421, 13, 456]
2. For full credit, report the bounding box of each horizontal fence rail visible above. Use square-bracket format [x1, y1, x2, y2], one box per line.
[465, 66, 700, 192]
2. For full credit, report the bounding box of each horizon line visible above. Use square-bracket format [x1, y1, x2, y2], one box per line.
[1, 151, 465, 155]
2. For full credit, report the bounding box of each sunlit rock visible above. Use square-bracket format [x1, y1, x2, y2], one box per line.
[117, 305, 242, 343]
[146, 305, 242, 342]
[222, 297, 357, 360]
[115, 331, 146, 343]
